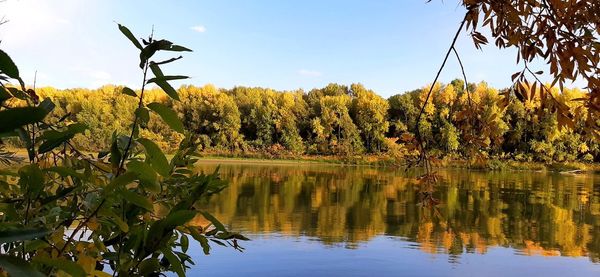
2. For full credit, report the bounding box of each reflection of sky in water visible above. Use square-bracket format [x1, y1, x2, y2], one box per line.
[187, 162, 600, 276]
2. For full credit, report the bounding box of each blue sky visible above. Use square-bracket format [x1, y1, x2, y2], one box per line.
[0, 0, 559, 97]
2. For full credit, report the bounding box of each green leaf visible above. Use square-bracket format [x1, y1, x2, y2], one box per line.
[138, 258, 161, 276]
[18, 164, 45, 197]
[147, 102, 184, 133]
[215, 232, 250, 241]
[39, 98, 56, 114]
[153, 39, 174, 51]
[138, 138, 170, 177]
[199, 235, 211, 255]
[0, 228, 51, 244]
[99, 209, 129, 232]
[38, 123, 87, 154]
[119, 190, 153, 212]
[16, 127, 34, 161]
[67, 122, 88, 133]
[147, 75, 189, 84]
[149, 61, 165, 78]
[0, 203, 18, 219]
[6, 87, 28, 100]
[118, 24, 143, 50]
[187, 227, 210, 255]
[44, 166, 85, 179]
[231, 233, 250, 241]
[110, 137, 122, 169]
[155, 79, 180, 101]
[162, 248, 185, 277]
[149, 64, 180, 100]
[0, 49, 20, 79]
[0, 255, 45, 277]
[40, 186, 77, 205]
[127, 160, 158, 191]
[139, 46, 158, 69]
[136, 107, 150, 127]
[180, 234, 189, 252]
[209, 238, 226, 246]
[24, 240, 50, 252]
[0, 130, 18, 139]
[153, 56, 183, 66]
[200, 211, 226, 231]
[32, 256, 86, 277]
[163, 210, 196, 228]
[122, 86, 138, 97]
[105, 171, 138, 193]
[167, 45, 193, 52]
[0, 107, 49, 133]
[0, 87, 12, 103]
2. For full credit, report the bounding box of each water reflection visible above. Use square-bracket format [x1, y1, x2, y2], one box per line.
[193, 162, 600, 263]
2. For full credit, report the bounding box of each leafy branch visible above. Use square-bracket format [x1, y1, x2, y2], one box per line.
[0, 23, 244, 277]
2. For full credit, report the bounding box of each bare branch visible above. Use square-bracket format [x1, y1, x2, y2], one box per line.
[452, 46, 472, 108]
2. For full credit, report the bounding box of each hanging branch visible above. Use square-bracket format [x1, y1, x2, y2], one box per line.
[414, 15, 467, 173]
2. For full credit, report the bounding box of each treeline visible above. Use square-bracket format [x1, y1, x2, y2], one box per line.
[17, 81, 599, 162]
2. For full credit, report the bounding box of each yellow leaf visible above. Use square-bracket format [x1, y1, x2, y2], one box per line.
[77, 255, 96, 273]
[87, 217, 100, 231]
[93, 270, 112, 277]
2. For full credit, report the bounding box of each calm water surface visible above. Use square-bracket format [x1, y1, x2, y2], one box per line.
[187, 161, 600, 276]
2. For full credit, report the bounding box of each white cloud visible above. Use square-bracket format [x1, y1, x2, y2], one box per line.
[190, 25, 206, 33]
[298, 69, 322, 77]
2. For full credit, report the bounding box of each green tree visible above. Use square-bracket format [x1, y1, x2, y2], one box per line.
[387, 91, 419, 137]
[350, 83, 389, 153]
[274, 91, 307, 153]
[311, 94, 363, 155]
[176, 85, 243, 151]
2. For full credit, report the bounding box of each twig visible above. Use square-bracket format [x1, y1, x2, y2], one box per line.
[452, 47, 472, 108]
[118, 25, 153, 171]
[31, 71, 38, 163]
[43, 122, 111, 173]
[524, 63, 559, 103]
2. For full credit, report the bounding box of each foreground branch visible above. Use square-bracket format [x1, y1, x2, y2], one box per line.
[414, 15, 467, 171]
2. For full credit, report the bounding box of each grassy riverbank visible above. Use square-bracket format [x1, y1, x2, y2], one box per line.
[195, 152, 600, 173]
[5, 147, 600, 173]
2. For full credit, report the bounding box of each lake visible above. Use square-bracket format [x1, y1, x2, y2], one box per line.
[186, 161, 600, 276]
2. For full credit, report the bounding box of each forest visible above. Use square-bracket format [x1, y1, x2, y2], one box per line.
[10, 80, 598, 164]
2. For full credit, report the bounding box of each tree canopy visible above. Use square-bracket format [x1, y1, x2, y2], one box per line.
[4, 81, 596, 164]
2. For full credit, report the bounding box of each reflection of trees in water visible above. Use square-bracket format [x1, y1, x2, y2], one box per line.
[193, 163, 600, 262]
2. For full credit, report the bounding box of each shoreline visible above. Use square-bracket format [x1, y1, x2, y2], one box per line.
[5, 148, 600, 173]
[194, 155, 600, 174]
[195, 157, 347, 166]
